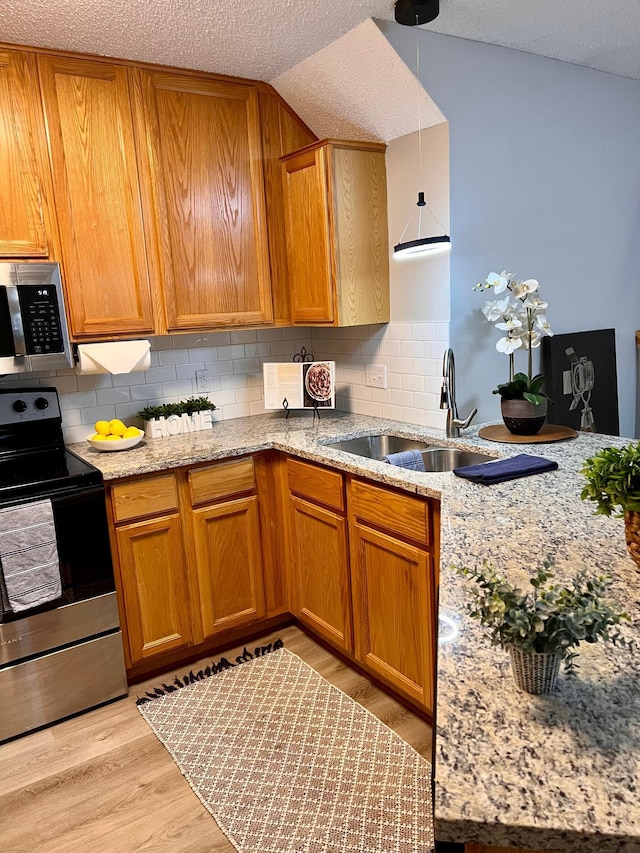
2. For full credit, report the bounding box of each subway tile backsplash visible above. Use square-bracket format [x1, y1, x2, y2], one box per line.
[0, 323, 448, 444]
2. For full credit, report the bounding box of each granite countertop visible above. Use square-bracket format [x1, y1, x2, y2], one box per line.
[70, 412, 640, 853]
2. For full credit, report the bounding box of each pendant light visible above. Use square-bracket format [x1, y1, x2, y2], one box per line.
[393, 0, 451, 258]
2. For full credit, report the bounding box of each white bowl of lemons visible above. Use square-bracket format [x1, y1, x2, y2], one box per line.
[87, 419, 144, 451]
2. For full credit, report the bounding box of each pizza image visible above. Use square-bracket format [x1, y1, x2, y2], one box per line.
[304, 362, 333, 402]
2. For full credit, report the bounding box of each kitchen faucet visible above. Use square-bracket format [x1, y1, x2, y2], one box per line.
[440, 348, 478, 438]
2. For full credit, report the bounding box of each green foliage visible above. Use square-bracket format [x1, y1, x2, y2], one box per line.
[138, 396, 216, 421]
[580, 443, 640, 517]
[493, 372, 547, 405]
[454, 558, 632, 674]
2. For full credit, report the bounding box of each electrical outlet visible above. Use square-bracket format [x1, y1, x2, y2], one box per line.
[365, 364, 387, 389]
[195, 369, 210, 394]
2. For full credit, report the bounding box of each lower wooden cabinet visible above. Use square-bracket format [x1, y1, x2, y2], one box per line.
[191, 495, 266, 638]
[285, 457, 438, 713]
[115, 513, 192, 662]
[288, 495, 352, 651]
[350, 522, 435, 710]
[109, 456, 273, 670]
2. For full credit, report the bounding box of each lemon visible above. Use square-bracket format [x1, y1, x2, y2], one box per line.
[95, 420, 110, 436]
[92, 434, 108, 441]
[123, 426, 140, 439]
[109, 419, 127, 436]
[105, 434, 122, 441]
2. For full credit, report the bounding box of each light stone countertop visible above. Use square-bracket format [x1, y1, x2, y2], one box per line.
[69, 411, 640, 853]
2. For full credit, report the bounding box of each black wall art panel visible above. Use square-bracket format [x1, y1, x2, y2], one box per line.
[541, 329, 619, 436]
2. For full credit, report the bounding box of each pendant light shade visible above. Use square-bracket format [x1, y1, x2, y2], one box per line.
[393, 0, 451, 259]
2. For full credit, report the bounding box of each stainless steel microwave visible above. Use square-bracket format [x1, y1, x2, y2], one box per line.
[0, 263, 73, 374]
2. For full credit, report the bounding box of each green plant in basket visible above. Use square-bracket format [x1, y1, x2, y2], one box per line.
[137, 396, 216, 421]
[454, 558, 632, 675]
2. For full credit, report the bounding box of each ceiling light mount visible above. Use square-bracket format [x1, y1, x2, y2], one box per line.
[394, 0, 440, 26]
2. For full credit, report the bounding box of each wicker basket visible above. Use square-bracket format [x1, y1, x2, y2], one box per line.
[625, 511, 640, 569]
[508, 646, 561, 694]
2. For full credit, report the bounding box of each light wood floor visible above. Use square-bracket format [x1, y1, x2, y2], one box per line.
[0, 626, 433, 852]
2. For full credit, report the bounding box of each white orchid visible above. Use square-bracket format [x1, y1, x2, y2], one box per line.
[476, 270, 553, 404]
[511, 278, 539, 298]
[485, 271, 511, 293]
[496, 336, 523, 354]
[482, 296, 511, 322]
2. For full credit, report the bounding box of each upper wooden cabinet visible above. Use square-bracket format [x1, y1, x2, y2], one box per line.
[132, 70, 273, 330]
[281, 139, 390, 326]
[0, 49, 56, 258]
[37, 55, 158, 339]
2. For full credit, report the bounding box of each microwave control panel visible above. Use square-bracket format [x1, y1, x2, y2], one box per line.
[18, 285, 64, 355]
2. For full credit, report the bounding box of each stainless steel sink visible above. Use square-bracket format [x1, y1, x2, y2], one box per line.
[324, 433, 496, 471]
[421, 447, 495, 472]
[324, 434, 430, 460]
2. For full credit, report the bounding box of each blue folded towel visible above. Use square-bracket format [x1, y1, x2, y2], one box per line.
[383, 449, 425, 472]
[453, 453, 558, 485]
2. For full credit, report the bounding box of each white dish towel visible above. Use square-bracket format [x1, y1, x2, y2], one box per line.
[0, 499, 62, 612]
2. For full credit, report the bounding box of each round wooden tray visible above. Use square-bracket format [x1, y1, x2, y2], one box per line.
[478, 423, 578, 444]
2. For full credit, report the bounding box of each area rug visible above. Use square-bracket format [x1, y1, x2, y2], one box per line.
[137, 641, 434, 853]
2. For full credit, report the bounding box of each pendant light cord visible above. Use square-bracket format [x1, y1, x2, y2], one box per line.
[413, 15, 448, 238]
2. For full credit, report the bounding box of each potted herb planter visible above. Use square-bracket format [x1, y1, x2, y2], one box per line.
[455, 558, 633, 694]
[138, 397, 217, 440]
[581, 442, 640, 569]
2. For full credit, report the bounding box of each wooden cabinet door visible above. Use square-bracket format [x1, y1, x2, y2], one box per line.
[350, 521, 435, 711]
[0, 49, 54, 258]
[37, 55, 156, 339]
[191, 496, 266, 638]
[115, 514, 192, 664]
[282, 145, 334, 324]
[289, 496, 352, 652]
[133, 70, 272, 330]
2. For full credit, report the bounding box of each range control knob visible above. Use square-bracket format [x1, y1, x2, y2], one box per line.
[34, 397, 50, 411]
[12, 399, 28, 414]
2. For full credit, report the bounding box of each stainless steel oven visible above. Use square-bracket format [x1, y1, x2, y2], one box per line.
[0, 262, 74, 374]
[0, 388, 127, 743]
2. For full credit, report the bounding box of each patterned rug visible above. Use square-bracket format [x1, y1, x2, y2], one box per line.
[137, 642, 434, 853]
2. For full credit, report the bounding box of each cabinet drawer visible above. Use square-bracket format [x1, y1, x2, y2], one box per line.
[188, 457, 255, 505]
[287, 458, 344, 512]
[111, 473, 178, 523]
[349, 479, 430, 546]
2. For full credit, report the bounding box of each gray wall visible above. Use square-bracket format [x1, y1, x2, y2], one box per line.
[378, 22, 640, 437]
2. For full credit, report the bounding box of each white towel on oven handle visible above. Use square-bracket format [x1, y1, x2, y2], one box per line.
[0, 499, 62, 612]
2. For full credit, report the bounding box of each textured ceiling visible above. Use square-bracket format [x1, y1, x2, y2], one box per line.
[271, 20, 445, 143]
[1, 0, 640, 82]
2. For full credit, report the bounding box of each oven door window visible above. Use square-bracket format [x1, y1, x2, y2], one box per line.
[0, 485, 115, 624]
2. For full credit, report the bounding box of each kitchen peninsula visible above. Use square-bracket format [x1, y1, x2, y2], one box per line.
[72, 411, 640, 853]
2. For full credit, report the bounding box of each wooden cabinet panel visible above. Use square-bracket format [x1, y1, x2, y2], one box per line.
[289, 495, 352, 651]
[188, 457, 255, 506]
[37, 55, 156, 338]
[287, 457, 345, 512]
[0, 49, 53, 257]
[282, 145, 335, 324]
[350, 479, 431, 546]
[192, 495, 266, 638]
[258, 89, 316, 325]
[111, 473, 178, 523]
[133, 70, 272, 330]
[350, 521, 434, 711]
[115, 514, 192, 663]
